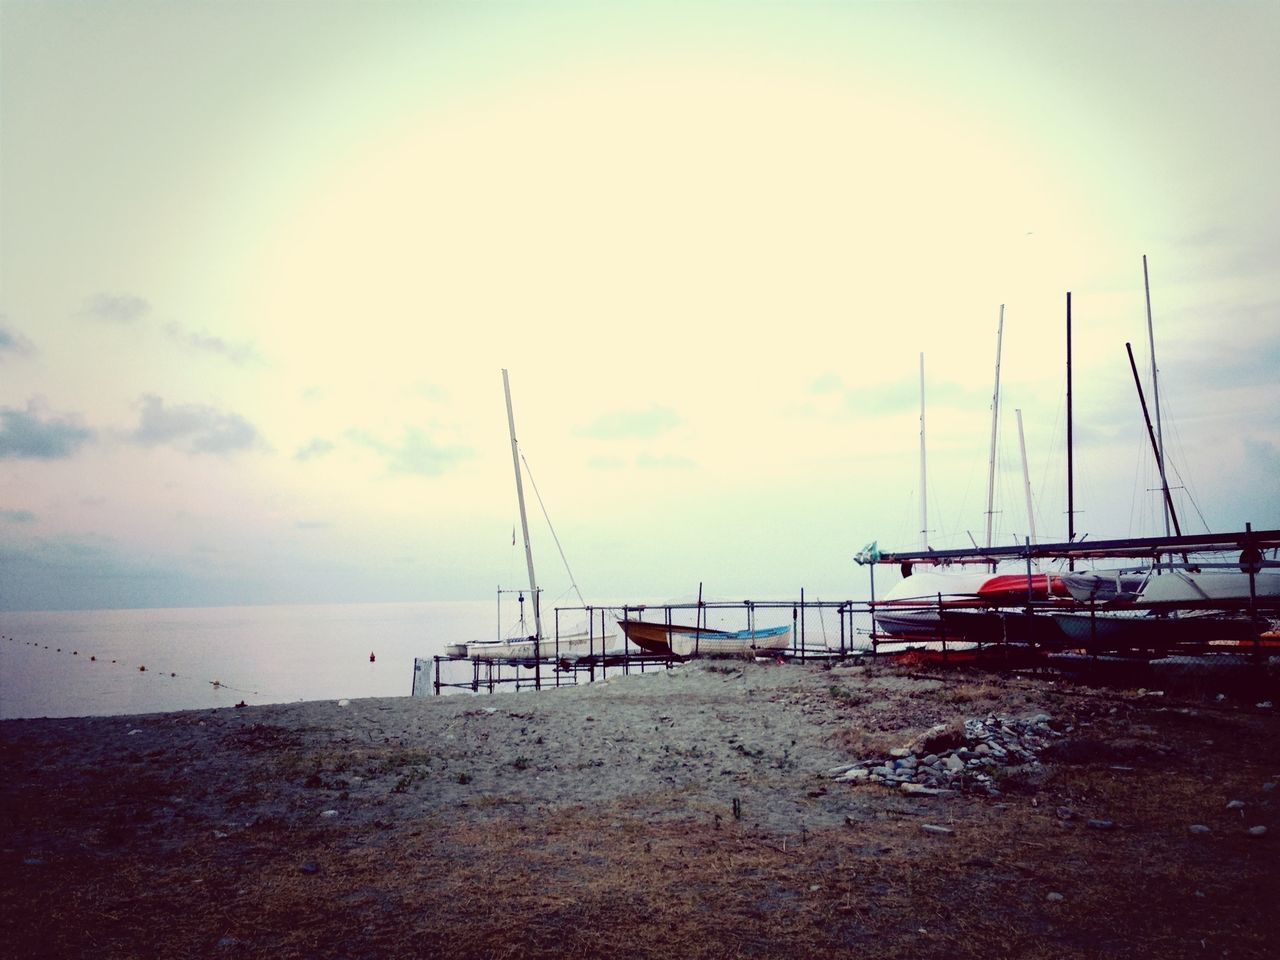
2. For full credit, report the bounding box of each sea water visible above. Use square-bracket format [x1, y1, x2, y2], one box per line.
[0, 596, 865, 720]
[0, 601, 499, 720]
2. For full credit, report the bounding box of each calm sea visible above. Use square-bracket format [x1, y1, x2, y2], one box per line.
[0, 597, 864, 720]
[0, 601, 503, 720]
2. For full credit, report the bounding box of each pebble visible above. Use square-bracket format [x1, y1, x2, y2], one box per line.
[1188, 824, 1211, 835]
[836, 768, 869, 782]
[1086, 819, 1116, 831]
[921, 824, 954, 836]
[1247, 826, 1267, 838]
[1225, 800, 1245, 811]
[1046, 892, 1065, 903]
[320, 809, 339, 818]
[337, 699, 351, 707]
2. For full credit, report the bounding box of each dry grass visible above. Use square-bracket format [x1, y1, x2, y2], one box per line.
[3, 668, 1278, 959]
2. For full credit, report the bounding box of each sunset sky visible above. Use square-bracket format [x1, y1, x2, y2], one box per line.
[2, 1, 1277, 611]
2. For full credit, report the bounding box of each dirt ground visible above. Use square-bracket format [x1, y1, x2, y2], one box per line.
[2, 659, 1277, 959]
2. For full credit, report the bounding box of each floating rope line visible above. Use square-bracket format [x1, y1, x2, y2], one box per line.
[2, 635, 263, 698]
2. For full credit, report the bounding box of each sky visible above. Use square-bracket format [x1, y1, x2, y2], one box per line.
[1, 0, 1277, 611]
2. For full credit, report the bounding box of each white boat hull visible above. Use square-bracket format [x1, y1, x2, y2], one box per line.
[459, 631, 620, 660]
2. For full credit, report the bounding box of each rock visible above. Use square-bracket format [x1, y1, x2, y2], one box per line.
[943, 755, 965, 773]
[1188, 824, 1211, 835]
[1047, 892, 1065, 903]
[889, 747, 911, 758]
[837, 768, 870, 782]
[1256, 701, 1273, 709]
[337, 699, 351, 707]
[1263, 782, 1277, 793]
[901, 783, 959, 797]
[1086, 819, 1116, 831]
[320, 809, 339, 818]
[1247, 826, 1267, 838]
[1225, 800, 1245, 811]
[921, 824, 954, 836]
[299, 862, 320, 874]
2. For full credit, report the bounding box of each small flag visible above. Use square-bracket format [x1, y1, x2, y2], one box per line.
[854, 541, 880, 565]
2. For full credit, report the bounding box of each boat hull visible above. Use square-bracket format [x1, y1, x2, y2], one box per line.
[1051, 611, 1267, 650]
[617, 620, 791, 657]
[459, 630, 619, 660]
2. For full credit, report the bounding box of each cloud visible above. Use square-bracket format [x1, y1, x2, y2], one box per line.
[0, 536, 254, 611]
[129, 394, 264, 455]
[83, 293, 150, 324]
[294, 438, 336, 462]
[808, 374, 984, 416]
[587, 455, 627, 470]
[0, 318, 35, 359]
[636, 452, 696, 469]
[163, 322, 263, 365]
[1, 509, 36, 523]
[577, 406, 681, 439]
[0, 400, 94, 459]
[348, 427, 472, 476]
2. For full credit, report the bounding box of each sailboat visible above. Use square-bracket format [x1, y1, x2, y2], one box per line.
[873, 315, 1070, 643]
[449, 370, 618, 661]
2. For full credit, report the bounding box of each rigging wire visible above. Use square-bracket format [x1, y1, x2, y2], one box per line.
[519, 451, 587, 609]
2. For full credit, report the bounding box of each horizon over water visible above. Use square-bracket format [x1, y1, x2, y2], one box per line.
[0, 601, 503, 720]
[0, 593, 867, 721]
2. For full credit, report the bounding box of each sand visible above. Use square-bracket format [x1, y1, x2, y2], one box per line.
[3, 658, 1278, 958]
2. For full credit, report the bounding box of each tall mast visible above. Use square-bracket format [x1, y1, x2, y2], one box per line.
[1125, 343, 1182, 537]
[1066, 292, 1075, 570]
[985, 304, 1005, 550]
[502, 369, 542, 641]
[919, 352, 928, 551]
[1016, 408, 1036, 545]
[1143, 254, 1170, 535]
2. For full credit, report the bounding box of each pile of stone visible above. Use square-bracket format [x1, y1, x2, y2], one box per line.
[828, 713, 1062, 797]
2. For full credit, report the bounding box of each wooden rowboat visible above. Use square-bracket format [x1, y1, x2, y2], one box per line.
[617, 620, 791, 657]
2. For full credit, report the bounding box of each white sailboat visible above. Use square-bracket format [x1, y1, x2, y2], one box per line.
[450, 370, 618, 661]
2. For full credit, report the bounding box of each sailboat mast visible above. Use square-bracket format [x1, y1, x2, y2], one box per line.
[919, 352, 928, 552]
[502, 369, 542, 641]
[1016, 408, 1036, 545]
[985, 305, 1005, 551]
[1066, 292, 1075, 570]
[1143, 254, 1170, 536]
[1125, 343, 1182, 537]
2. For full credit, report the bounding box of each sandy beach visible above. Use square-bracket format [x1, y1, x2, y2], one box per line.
[3, 658, 1278, 958]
